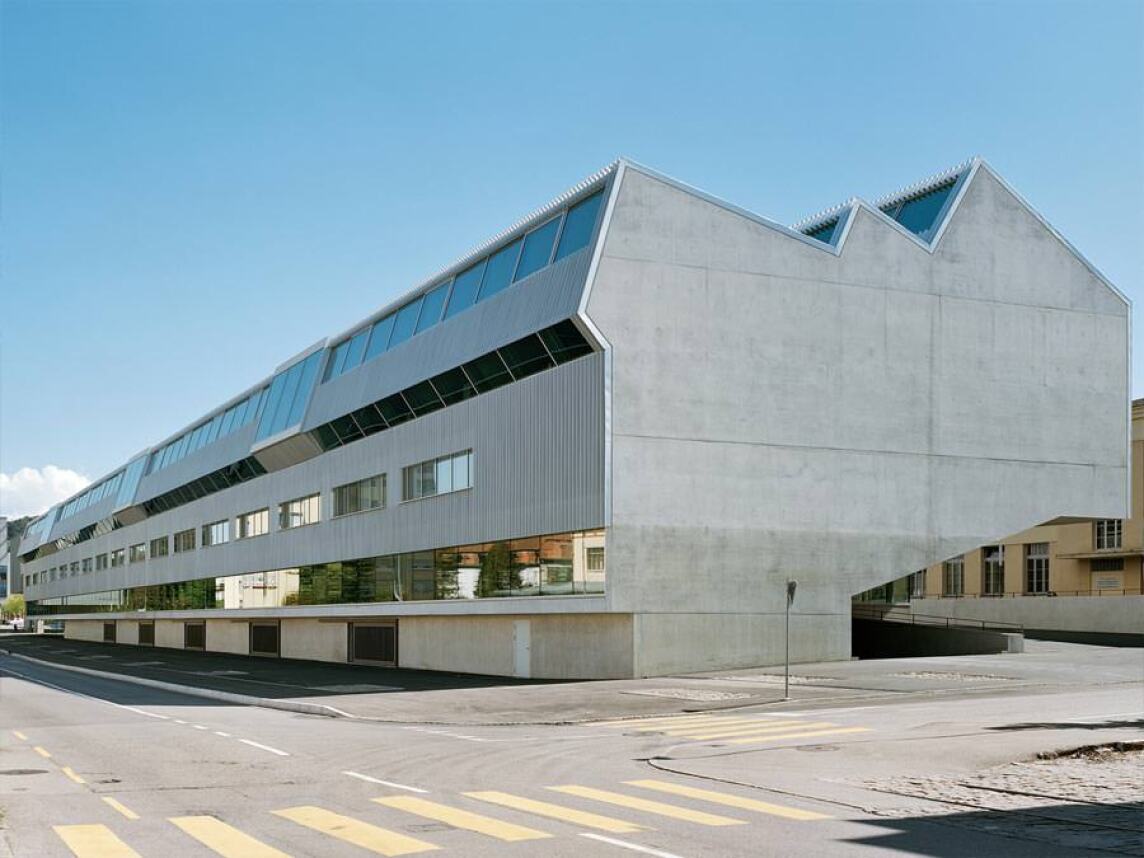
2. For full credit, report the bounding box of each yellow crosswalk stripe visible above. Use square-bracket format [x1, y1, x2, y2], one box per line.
[599, 713, 749, 728]
[547, 785, 746, 826]
[62, 766, 87, 784]
[684, 721, 836, 740]
[633, 717, 801, 733]
[54, 824, 141, 858]
[723, 726, 871, 745]
[272, 806, 437, 856]
[625, 780, 830, 821]
[171, 816, 292, 858]
[101, 798, 140, 821]
[465, 790, 648, 833]
[374, 795, 550, 842]
[12, 730, 27, 740]
[657, 719, 813, 737]
[34, 746, 52, 758]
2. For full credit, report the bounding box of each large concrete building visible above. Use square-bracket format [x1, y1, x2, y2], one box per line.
[18, 158, 1129, 677]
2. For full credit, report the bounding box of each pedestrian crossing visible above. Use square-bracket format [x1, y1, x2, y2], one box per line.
[595, 713, 872, 745]
[51, 777, 830, 857]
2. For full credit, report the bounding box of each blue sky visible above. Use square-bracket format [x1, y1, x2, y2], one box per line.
[1, 0, 1142, 516]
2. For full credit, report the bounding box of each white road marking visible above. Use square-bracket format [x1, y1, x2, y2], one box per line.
[192, 724, 208, 730]
[120, 706, 168, 720]
[239, 739, 290, 756]
[343, 770, 428, 793]
[173, 719, 188, 724]
[579, 832, 687, 857]
[0, 666, 168, 722]
[214, 731, 232, 738]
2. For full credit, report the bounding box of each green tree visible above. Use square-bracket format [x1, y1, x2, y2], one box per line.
[3, 594, 26, 619]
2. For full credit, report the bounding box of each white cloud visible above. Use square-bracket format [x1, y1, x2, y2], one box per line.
[0, 466, 91, 519]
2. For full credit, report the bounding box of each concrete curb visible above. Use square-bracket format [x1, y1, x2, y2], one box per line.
[0, 650, 357, 720]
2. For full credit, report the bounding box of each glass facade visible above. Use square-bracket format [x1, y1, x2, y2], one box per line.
[254, 351, 324, 443]
[323, 188, 605, 384]
[880, 180, 957, 240]
[147, 389, 266, 476]
[30, 529, 606, 615]
[804, 218, 839, 245]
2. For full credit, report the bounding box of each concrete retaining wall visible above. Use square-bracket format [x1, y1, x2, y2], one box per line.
[852, 618, 1023, 659]
[909, 595, 1144, 635]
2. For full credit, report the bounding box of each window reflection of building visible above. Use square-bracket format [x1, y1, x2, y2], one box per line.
[29, 529, 606, 615]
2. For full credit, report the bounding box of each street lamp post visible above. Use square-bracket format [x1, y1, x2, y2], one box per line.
[784, 580, 797, 701]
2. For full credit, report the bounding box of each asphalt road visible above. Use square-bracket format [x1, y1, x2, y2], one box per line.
[1, 650, 1140, 857]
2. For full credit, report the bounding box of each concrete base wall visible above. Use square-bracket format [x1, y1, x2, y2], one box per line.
[281, 619, 347, 663]
[206, 620, 251, 655]
[155, 619, 184, 649]
[117, 621, 140, 646]
[64, 620, 104, 643]
[909, 595, 1144, 635]
[632, 612, 850, 677]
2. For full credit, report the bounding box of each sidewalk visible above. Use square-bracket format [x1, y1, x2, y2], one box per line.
[2, 635, 1138, 725]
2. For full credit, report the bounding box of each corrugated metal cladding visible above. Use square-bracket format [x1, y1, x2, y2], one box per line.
[24, 354, 606, 599]
[304, 247, 594, 430]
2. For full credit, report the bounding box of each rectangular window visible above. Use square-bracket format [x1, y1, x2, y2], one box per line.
[202, 519, 231, 547]
[110, 548, 126, 568]
[82, 557, 93, 573]
[982, 545, 1004, 596]
[1025, 542, 1050, 594]
[332, 476, 385, 517]
[586, 547, 606, 573]
[1094, 519, 1122, 550]
[70, 561, 80, 577]
[1091, 557, 1124, 572]
[908, 570, 926, 598]
[96, 554, 109, 571]
[173, 528, 196, 553]
[129, 543, 146, 564]
[402, 450, 473, 502]
[236, 509, 269, 540]
[942, 556, 964, 596]
[280, 493, 321, 529]
[150, 536, 169, 559]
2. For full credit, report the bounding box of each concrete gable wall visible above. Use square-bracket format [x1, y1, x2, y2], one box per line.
[588, 167, 1127, 622]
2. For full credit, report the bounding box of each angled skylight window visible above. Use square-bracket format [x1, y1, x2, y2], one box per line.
[803, 218, 840, 246]
[255, 350, 323, 442]
[880, 179, 957, 240]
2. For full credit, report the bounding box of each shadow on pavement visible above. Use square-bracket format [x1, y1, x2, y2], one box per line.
[0, 635, 561, 702]
[988, 718, 1144, 732]
[842, 800, 1144, 856]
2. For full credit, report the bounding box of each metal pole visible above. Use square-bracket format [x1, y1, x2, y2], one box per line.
[784, 586, 790, 701]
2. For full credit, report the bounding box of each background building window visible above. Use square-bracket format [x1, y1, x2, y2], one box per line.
[150, 536, 169, 559]
[280, 493, 321, 529]
[586, 547, 605, 573]
[110, 548, 126, 568]
[908, 570, 926, 598]
[173, 529, 196, 553]
[236, 509, 269, 540]
[942, 556, 964, 596]
[1094, 519, 1122, 550]
[82, 557, 93, 573]
[982, 545, 1004, 596]
[1025, 542, 1050, 594]
[95, 554, 109, 570]
[128, 543, 146, 564]
[202, 520, 230, 547]
[402, 450, 473, 501]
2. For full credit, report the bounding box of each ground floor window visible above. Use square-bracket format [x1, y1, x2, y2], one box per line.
[27, 528, 606, 615]
[1025, 543, 1050, 594]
